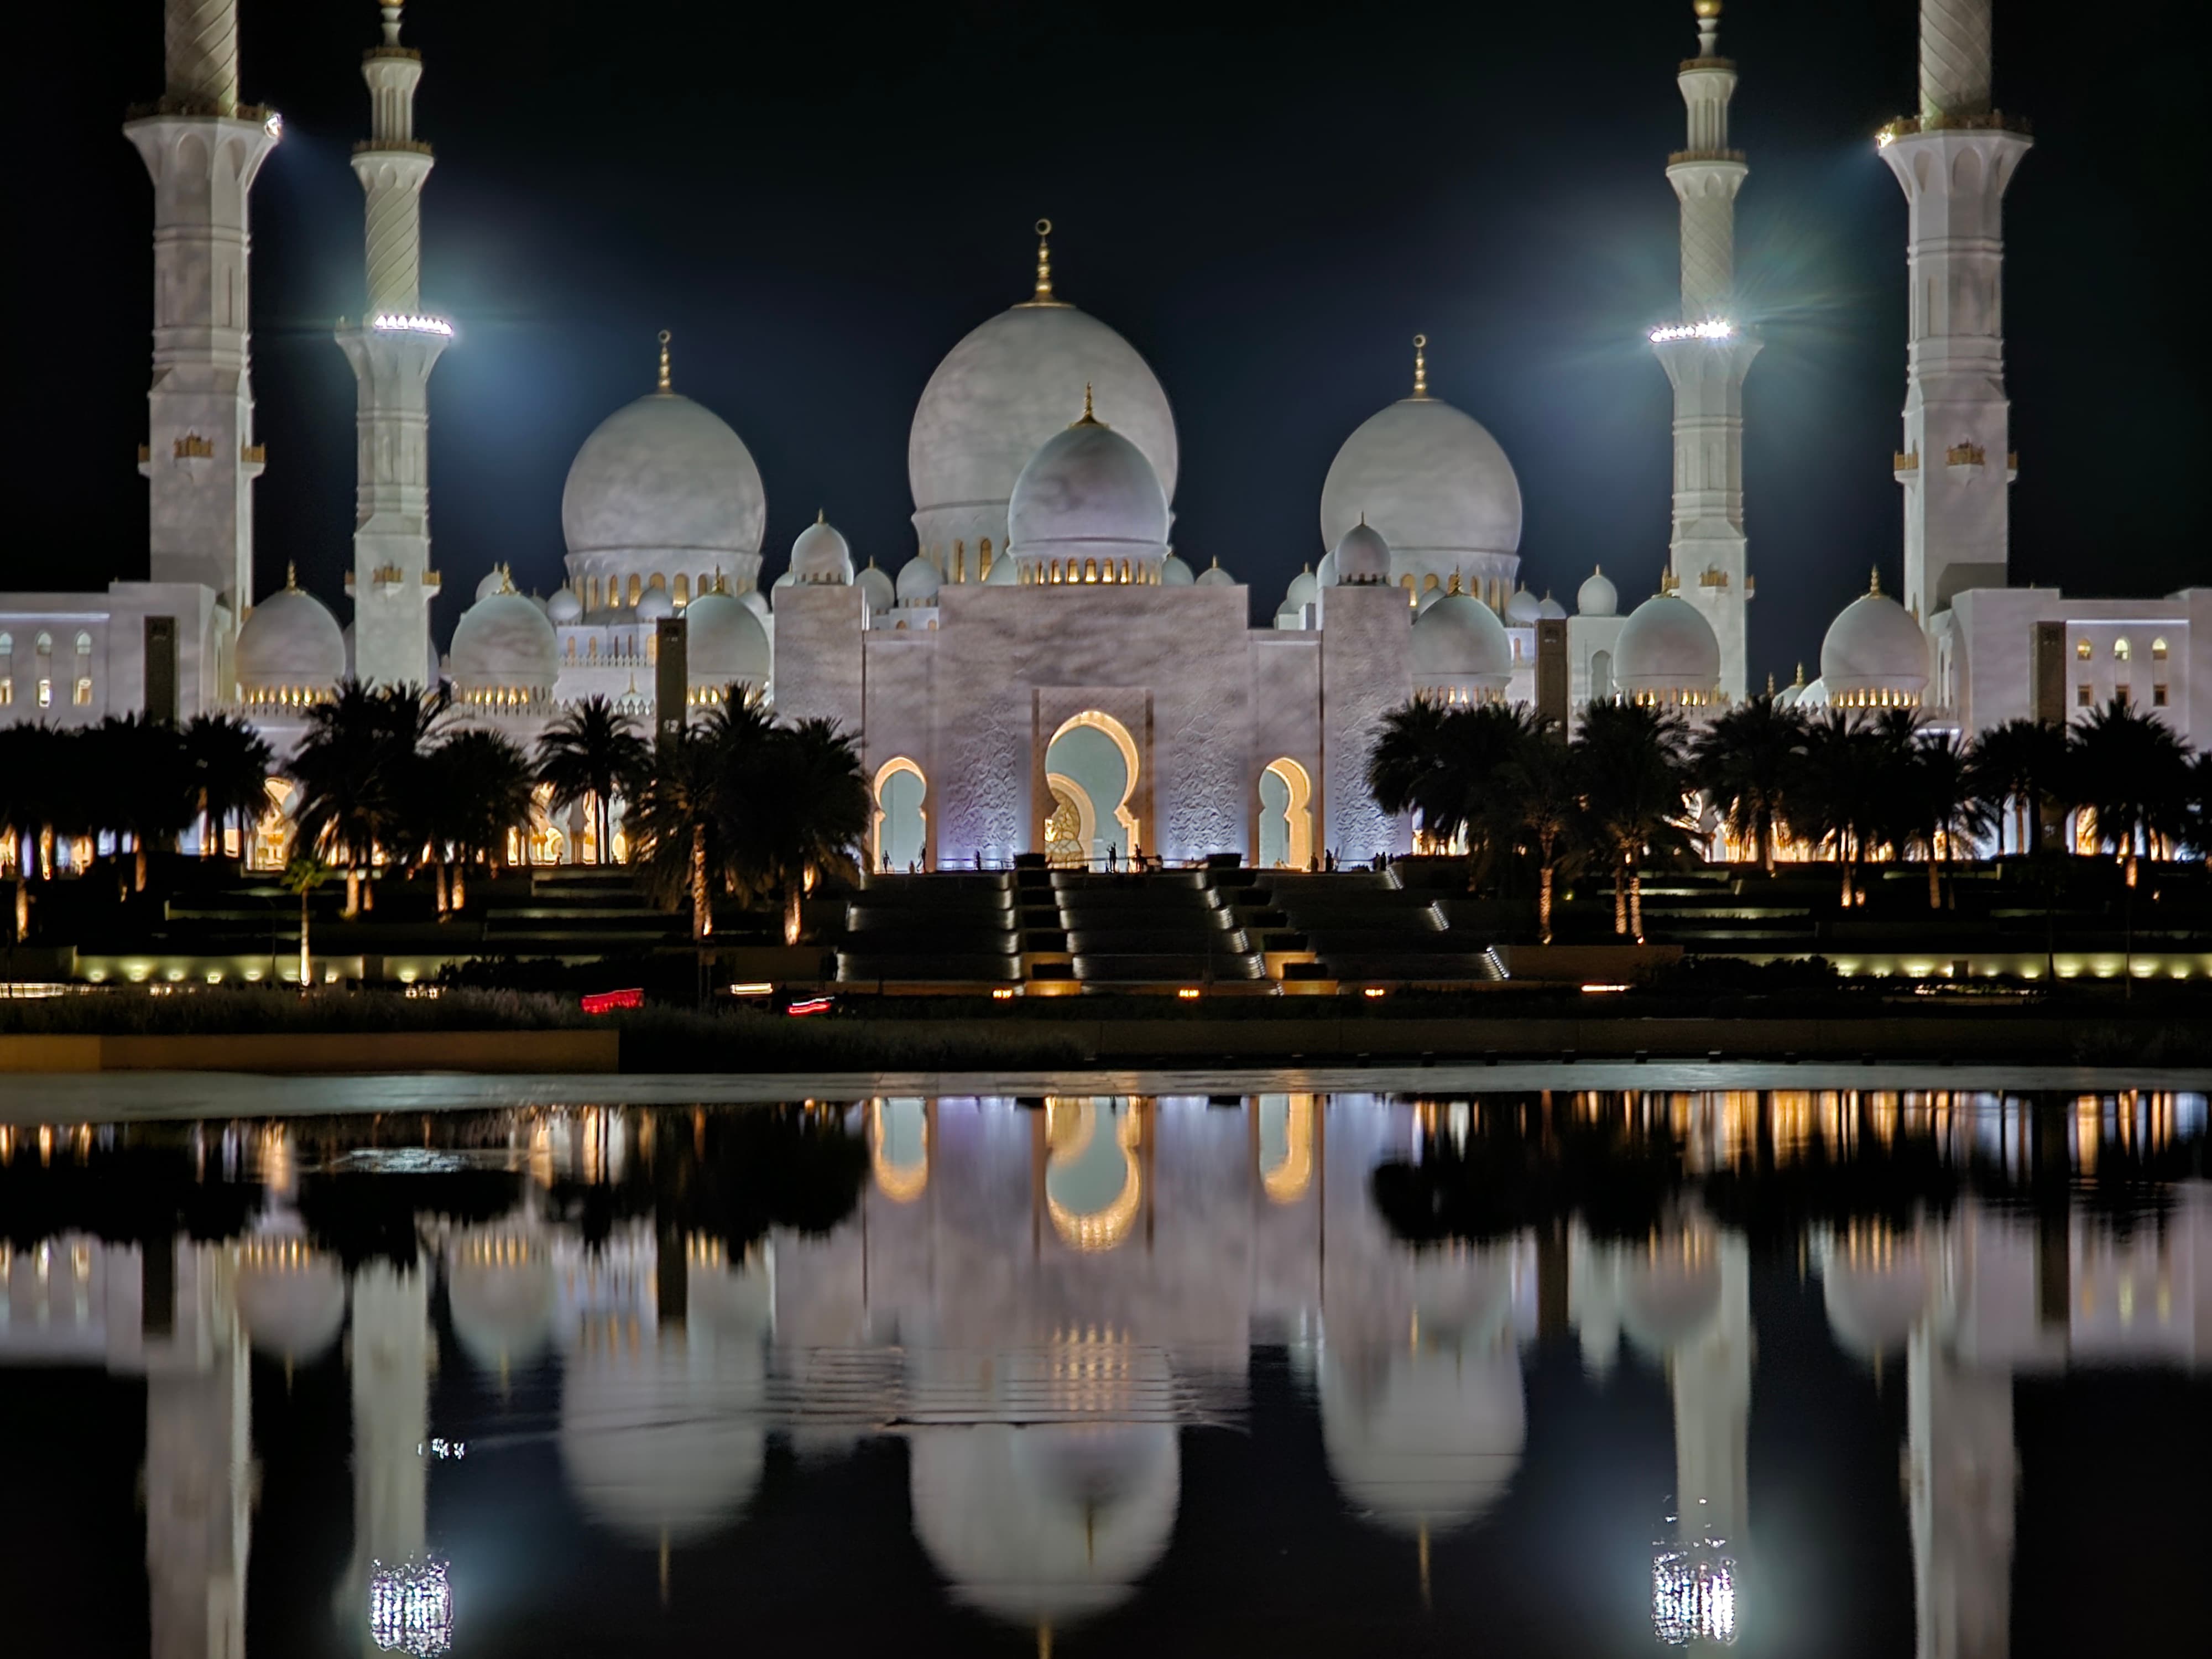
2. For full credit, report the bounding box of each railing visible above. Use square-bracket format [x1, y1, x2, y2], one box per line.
[353, 138, 435, 156]
[1678, 56, 1736, 72]
[1946, 442, 1986, 467]
[1878, 110, 2033, 145]
[1894, 450, 1919, 471]
[125, 98, 272, 123]
[1668, 147, 1747, 164]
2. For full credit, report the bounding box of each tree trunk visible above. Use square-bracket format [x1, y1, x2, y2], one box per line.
[1928, 843, 1942, 910]
[452, 861, 467, 911]
[134, 839, 148, 893]
[434, 859, 450, 917]
[361, 872, 374, 912]
[343, 867, 361, 918]
[1630, 867, 1645, 944]
[12, 876, 25, 942]
[1760, 818, 1774, 876]
[1538, 862, 1554, 945]
[38, 826, 53, 881]
[784, 882, 803, 947]
[1612, 859, 1627, 935]
[691, 823, 711, 941]
[298, 890, 311, 992]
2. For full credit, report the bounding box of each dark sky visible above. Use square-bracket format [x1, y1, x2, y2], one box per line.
[19, 1, 2208, 688]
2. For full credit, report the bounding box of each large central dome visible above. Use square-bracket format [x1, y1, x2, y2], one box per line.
[909, 226, 1177, 583]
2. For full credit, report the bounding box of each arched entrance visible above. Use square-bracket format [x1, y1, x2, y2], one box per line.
[873, 757, 928, 872]
[1258, 757, 1314, 869]
[1045, 712, 1140, 867]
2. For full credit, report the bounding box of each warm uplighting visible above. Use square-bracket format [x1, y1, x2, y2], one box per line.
[1177, 987, 1202, 1000]
[992, 986, 1016, 1000]
[372, 313, 454, 336]
[1362, 986, 1386, 999]
[1648, 318, 1735, 343]
[1582, 982, 1632, 994]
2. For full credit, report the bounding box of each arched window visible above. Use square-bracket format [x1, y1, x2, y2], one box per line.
[2152, 638, 2169, 661]
[2115, 638, 2132, 662]
[1591, 649, 1614, 702]
[627, 574, 643, 606]
[2075, 638, 2091, 660]
[75, 632, 91, 654]
[35, 632, 53, 656]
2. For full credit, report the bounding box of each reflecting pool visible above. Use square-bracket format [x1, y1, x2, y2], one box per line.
[2, 1087, 2207, 1657]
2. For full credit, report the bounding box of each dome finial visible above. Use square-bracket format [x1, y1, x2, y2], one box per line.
[1072, 382, 1100, 427]
[1412, 334, 1429, 399]
[284, 561, 298, 591]
[1793, 660, 1806, 687]
[816, 508, 826, 525]
[656, 330, 672, 394]
[1692, 0, 1722, 58]
[1869, 565, 1882, 597]
[1448, 568, 1463, 595]
[1766, 671, 1776, 696]
[1026, 218, 1062, 306]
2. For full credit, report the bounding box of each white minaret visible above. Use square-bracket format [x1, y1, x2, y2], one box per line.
[1881, 0, 2030, 618]
[337, 1, 449, 690]
[123, 0, 279, 615]
[1652, 0, 1760, 705]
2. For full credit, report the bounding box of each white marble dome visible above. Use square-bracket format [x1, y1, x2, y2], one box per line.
[474, 565, 510, 602]
[985, 547, 1020, 583]
[1798, 676, 1830, 709]
[1007, 409, 1171, 579]
[1820, 579, 1929, 707]
[895, 554, 943, 606]
[1504, 585, 1542, 625]
[1615, 593, 1721, 702]
[1411, 588, 1512, 691]
[684, 588, 771, 686]
[1195, 557, 1237, 588]
[1536, 592, 1568, 620]
[561, 387, 768, 593]
[855, 557, 896, 616]
[1415, 585, 1445, 615]
[1577, 566, 1619, 617]
[634, 585, 675, 623]
[448, 587, 560, 703]
[1320, 378, 1522, 593]
[790, 513, 854, 585]
[738, 588, 771, 624]
[1285, 566, 1319, 611]
[909, 259, 1178, 568]
[1159, 552, 1195, 587]
[1333, 518, 1391, 586]
[547, 586, 583, 624]
[237, 578, 345, 701]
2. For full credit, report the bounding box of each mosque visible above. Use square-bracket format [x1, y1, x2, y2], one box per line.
[4, 0, 2205, 870]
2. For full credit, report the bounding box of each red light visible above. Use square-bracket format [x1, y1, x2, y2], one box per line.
[580, 987, 644, 1014]
[785, 997, 832, 1017]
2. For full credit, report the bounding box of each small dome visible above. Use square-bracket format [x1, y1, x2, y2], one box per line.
[985, 547, 1020, 584]
[1008, 404, 1171, 573]
[562, 388, 767, 588]
[1196, 559, 1237, 588]
[1504, 585, 1542, 625]
[448, 587, 559, 701]
[1159, 553, 1195, 587]
[1315, 549, 1339, 587]
[791, 514, 854, 585]
[1285, 566, 1319, 610]
[684, 588, 771, 685]
[474, 565, 512, 602]
[1415, 585, 1444, 615]
[1536, 591, 1567, 620]
[1576, 566, 1618, 617]
[1614, 593, 1720, 700]
[547, 586, 583, 624]
[1774, 680, 1802, 709]
[896, 555, 943, 606]
[1820, 577, 1929, 706]
[1411, 588, 1512, 687]
[856, 558, 896, 615]
[738, 589, 771, 623]
[237, 579, 345, 698]
[1798, 676, 1830, 708]
[1333, 519, 1391, 586]
[634, 585, 675, 623]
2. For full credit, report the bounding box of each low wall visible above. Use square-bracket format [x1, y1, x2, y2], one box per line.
[0, 1029, 619, 1074]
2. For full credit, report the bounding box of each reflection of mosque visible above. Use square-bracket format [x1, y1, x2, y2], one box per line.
[1, 1092, 2207, 1653]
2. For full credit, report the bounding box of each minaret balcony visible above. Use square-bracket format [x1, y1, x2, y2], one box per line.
[241, 444, 266, 464]
[353, 137, 434, 157]
[1877, 111, 2034, 147]
[1893, 450, 1919, 476]
[173, 434, 215, 460]
[1945, 443, 1986, 468]
[1677, 56, 1736, 73]
[1668, 147, 1746, 164]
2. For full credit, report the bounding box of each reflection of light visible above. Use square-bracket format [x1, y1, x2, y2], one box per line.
[1652, 1541, 1737, 1646]
[369, 1557, 451, 1656]
[1648, 319, 1735, 343]
[1045, 1100, 1144, 1252]
[1258, 1095, 1316, 1205]
[372, 313, 454, 336]
[870, 1099, 928, 1203]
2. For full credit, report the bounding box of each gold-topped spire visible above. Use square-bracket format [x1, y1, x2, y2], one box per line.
[1793, 660, 1806, 687]
[283, 561, 298, 590]
[657, 330, 672, 393]
[1448, 568, 1463, 595]
[1019, 218, 1067, 307]
[816, 508, 826, 524]
[1072, 383, 1100, 427]
[1869, 565, 1882, 596]
[1766, 671, 1776, 696]
[1412, 334, 1430, 399]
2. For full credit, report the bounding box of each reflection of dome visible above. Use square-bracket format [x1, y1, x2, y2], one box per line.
[237, 577, 345, 701]
[1411, 588, 1512, 690]
[1255, 1095, 1316, 1204]
[683, 589, 771, 686]
[1321, 1345, 1525, 1535]
[1819, 1233, 1929, 1359]
[1044, 1100, 1141, 1251]
[560, 1337, 765, 1545]
[232, 1238, 346, 1362]
[1615, 594, 1721, 702]
[909, 1423, 1179, 1626]
[1577, 566, 1619, 617]
[446, 1230, 556, 1372]
[1618, 1239, 1724, 1354]
[1007, 405, 1171, 579]
[790, 514, 855, 585]
[1820, 577, 1929, 707]
[448, 588, 560, 703]
[562, 389, 767, 590]
[909, 256, 1178, 567]
[1319, 383, 1522, 589]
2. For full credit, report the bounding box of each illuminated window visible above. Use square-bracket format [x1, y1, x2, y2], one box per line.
[2075, 639, 2091, 660]
[2115, 638, 2131, 661]
[0, 681, 11, 705]
[648, 572, 666, 592]
[673, 574, 689, 604]
[2153, 684, 2169, 707]
[2153, 638, 2169, 661]
[2076, 683, 2092, 707]
[627, 574, 641, 606]
[37, 678, 52, 707]
[72, 677, 92, 706]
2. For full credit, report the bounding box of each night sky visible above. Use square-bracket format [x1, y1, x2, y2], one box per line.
[19, 1, 2208, 689]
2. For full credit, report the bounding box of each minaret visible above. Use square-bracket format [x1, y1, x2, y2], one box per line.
[123, 0, 280, 614]
[1881, 1, 2030, 618]
[1651, 0, 1760, 705]
[337, 1, 449, 690]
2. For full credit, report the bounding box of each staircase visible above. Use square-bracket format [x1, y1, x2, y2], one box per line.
[1259, 869, 1504, 984]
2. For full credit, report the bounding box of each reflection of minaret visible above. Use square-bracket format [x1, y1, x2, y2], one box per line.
[1653, 1, 1759, 703]
[337, 1, 449, 688]
[1670, 1230, 1751, 1553]
[1880, 0, 2030, 618]
[123, 0, 279, 618]
[342, 1262, 429, 1648]
[1906, 1324, 2015, 1659]
[144, 1241, 251, 1659]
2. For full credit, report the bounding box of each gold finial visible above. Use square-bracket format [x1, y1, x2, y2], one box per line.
[1448, 568, 1463, 595]
[1766, 672, 1776, 696]
[816, 508, 826, 525]
[1793, 660, 1806, 687]
[284, 561, 298, 590]
[1869, 565, 1882, 596]
[1412, 334, 1429, 399]
[1693, 1, 1722, 18]
[656, 330, 672, 393]
[1022, 218, 1064, 306]
[1073, 383, 1099, 427]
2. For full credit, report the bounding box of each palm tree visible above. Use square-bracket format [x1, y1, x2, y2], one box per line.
[1790, 711, 1890, 907]
[727, 715, 870, 945]
[91, 714, 197, 891]
[2068, 696, 2194, 884]
[1969, 718, 2067, 855]
[625, 723, 731, 940]
[1902, 730, 1992, 909]
[428, 729, 539, 909]
[290, 680, 445, 914]
[1689, 693, 1807, 873]
[534, 695, 649, 865]
[0, 724, 64, 940]
[1572, 700, 1693, 940]
[1494, 719, 1581, 943]
[182, 713, 275, 862]
[1367, 700, 1532, 880]
[280, 855, 332, 993]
